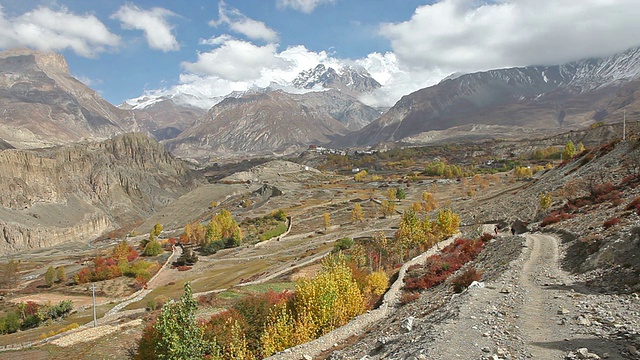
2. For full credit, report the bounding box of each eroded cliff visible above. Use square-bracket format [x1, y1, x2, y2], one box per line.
[0, 133, 202, 255]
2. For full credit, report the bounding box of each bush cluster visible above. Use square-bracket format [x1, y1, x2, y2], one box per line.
[0, 300, 73, 334]
[404, 238, 485, 291]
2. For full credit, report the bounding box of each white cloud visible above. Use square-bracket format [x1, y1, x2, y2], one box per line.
[112, 4, 179, 52]
[210, 1, 279, 43]
[276, 0, 336, 14]
[200, 34, 234, 46]
[379, 0, 640, 73]
[183, 40, 285, 81]
[0, 5, 120, 58]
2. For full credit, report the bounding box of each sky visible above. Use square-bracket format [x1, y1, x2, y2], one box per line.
[1, 0, 640, 109]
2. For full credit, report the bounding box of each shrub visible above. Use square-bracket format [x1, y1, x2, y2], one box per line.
[21, 314, 41, 330]
[333, 237, 355, 253]
[625, 197, 640, 211]
[175, 249, 198, 266]
[143, 240, 163, 256]
[365, 270, 389, 295]
[202, 240, 225, 254]
[541, 210, 574, 227]
[451, 268, 483, 293]
[404, 238, 484, 291]
[603, 217, 621, 229]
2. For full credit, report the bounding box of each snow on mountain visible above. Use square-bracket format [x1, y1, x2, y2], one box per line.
[122, 64, 382, 111]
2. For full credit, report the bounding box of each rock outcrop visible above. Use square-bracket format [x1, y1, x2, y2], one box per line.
[0, 133, 202, 255]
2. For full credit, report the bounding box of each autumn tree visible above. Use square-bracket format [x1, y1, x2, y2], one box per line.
[323, 212, 331, 230]
[435, 208, 460, 238]
[371, 231, 388, 270]
[539, 192, 552, 211]
[514, 166, 533, 180]
[354, 170, 368, 182]
[184, 224, 194, 244]
[150, 223, 163, 241]
[380, 200, 396, 218]
[56, 266, 66, 283]
[386, 188, 397, 201]
[422, 191, 438, 212]
[261, 255, 366, 357]
[45, 266, 57, 287]
[351, 203, 364, 223]
[0, 260, 19, 288]
[563, 140, 577, 160]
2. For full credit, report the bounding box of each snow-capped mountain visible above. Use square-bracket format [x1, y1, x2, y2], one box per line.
[292, 64, 381, 95]
[341, 46, 640, 147]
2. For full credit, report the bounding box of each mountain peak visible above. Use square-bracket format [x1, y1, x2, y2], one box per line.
[292, 64, 381, 93]
[0, 48, 70, 74]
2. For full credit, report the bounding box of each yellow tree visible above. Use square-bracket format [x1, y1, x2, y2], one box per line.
[354, 170, 368, 182]
[539, 192, 552, 211]
[351, 203, 364, 223]
[563, 140, 577, 160]
[184, 223, 194, 243]
[386, 188, 397, 201]
[394, 210, 424, 261]
[380, 200, 396, 218]
[422, 191, 438, 212]
[435, 208, 460, 238]
[371, 231, 388, 270]
[323, 212, 331, 229]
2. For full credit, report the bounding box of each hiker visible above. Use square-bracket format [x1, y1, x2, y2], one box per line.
[511, 227, 516, 235]
[494, 226, 498, 235]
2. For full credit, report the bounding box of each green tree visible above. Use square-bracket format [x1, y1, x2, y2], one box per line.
[395, 187, 406, 200]
[144, 240, 163, 256]
[151, 283, 216, 360]
[45, 266, 57, 287]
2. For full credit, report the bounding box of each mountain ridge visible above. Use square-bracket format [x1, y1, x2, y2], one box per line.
[342, 46, 640, 147]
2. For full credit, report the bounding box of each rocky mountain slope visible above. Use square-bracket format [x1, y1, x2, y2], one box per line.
[0, 49, 137, 149]
[119, 98, 206, 141]
[165, 90, 359, 160]
[0, 132, 202, 255]
[130, 64, 382, 159]
[343, 47, 640, 147]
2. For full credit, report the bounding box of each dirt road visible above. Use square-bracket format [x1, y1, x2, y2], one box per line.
[337, 231, 635, 359]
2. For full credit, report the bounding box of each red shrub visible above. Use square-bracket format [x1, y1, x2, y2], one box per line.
[479, 233, 495, 242]
[127, 248, 139, 262]
[603, 217, 621, 229]
[625, 197, 640, 211]
[176, 266, 192, 271]
[24, 301, 40, 316]
[541, 210, 574, 227]
[404, 238, 485, 291]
